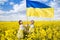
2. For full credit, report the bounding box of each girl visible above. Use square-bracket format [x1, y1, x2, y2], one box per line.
[17, 20, 25, 39]
[29, 20, 35, 33]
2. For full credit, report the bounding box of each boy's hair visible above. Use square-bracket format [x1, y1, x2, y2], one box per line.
[19, 20, 22, 25]
[31, 20, 34, 21]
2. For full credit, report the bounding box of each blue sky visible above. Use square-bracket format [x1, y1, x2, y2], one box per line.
[0, 0, 22, 11]
[0, 0, 60, 21]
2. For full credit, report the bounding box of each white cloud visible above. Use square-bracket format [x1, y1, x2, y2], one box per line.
[0, 0, 26, 14]
[10, 2, 14, 5]
[54, 9, 60, 16]
[54, 8, 60, 20]
[0, 0, 8, 2]
[48, 1, 58, 8]
[8, 0, 26, 14]
[0, 0, 8, 4]
[0, 14, 27, 21]
[0, 10, 6, 14]
[0, 0, 26, 21]
[49, 2, 55, 7]
[13, 0, 26, 13]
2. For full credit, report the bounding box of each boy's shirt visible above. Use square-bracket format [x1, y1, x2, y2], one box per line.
[29, 24, 34, 28]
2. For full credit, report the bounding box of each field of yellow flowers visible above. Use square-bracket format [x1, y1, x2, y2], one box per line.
[0, 21, 60, 40]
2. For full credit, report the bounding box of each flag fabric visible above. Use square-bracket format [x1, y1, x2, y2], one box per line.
[26, 0, 54, 18]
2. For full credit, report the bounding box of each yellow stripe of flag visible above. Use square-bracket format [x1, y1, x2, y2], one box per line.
[27, 8, 54, 18]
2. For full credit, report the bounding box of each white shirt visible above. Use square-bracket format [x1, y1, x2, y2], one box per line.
[19, 24, 25, 30]
[30, 24, 34, 28]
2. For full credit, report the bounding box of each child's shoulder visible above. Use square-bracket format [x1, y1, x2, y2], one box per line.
[20, 24, 24, 26]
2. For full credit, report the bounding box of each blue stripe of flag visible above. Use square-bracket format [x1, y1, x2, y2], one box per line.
[26, 0, 51, 8]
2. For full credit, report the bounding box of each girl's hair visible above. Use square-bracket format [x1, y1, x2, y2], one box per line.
[31, 20, 34, 23]
[19, 20, 22, 25]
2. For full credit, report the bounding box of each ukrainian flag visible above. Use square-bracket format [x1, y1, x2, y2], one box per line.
[26, 0, 54, 18]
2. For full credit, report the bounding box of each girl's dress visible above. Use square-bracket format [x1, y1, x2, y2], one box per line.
[29, 24, 34, 33]
[17, 24, 25, 39]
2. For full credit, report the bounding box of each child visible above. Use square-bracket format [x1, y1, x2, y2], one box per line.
[29, 20, 35, 33]
[17, 20, 25, 39]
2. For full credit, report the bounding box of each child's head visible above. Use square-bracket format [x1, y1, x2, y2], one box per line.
[30, 20, 34, 24]
[19, 20, 23, 25]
